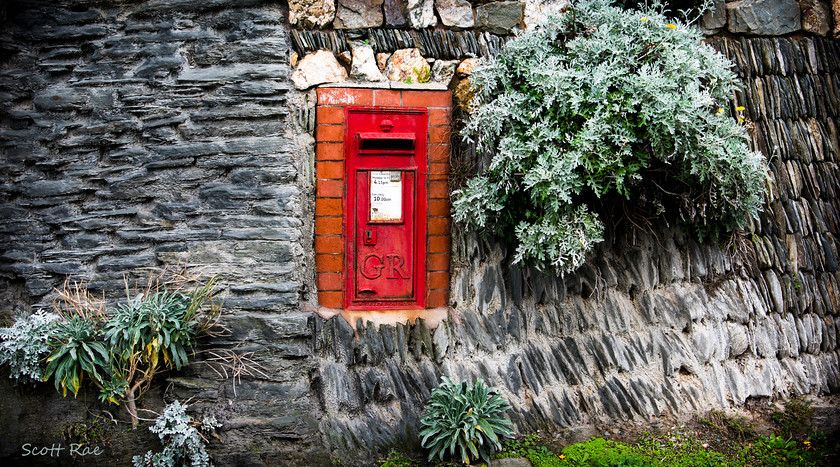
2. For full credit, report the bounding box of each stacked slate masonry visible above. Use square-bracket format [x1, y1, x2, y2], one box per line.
[0, 0, 839, 466]
[0, 0, 324, 464]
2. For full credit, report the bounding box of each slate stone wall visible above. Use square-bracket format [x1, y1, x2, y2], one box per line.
[0, 0, 839, 466]
[309, 35, 840, 463]
[0, 0, 305, 309]
[0, 0, 326, 465]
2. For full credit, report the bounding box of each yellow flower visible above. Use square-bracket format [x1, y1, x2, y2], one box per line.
[641, 17, 648, 21]
[717, 108, 724, 114]
[559, 454, 566, 459]
[666, 24, 677, 29]
[736, 106, 745, 111]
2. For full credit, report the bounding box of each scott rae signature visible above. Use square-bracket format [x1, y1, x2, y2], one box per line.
[21, 443, 104, 457]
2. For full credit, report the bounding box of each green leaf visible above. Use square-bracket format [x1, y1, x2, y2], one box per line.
[419, 377, 513, 463]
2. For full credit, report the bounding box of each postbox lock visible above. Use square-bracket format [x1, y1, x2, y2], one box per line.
[363, 229, 376, 245]
[379, 119, 394, 132]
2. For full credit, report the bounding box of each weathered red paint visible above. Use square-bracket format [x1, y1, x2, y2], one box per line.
[344, 107, 428, 310]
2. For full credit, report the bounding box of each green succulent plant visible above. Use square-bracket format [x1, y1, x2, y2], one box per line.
[44, 315, 109, 397]
[419, 376, 514, 464]
[35, 272, 221, 428]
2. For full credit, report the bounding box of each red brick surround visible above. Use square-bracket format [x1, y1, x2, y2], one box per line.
[314, 87, 452, 313]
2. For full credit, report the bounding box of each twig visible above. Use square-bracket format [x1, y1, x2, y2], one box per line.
[194, 343, 269, 397]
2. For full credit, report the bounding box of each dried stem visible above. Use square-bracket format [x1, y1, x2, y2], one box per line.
[194, 343, 269, 397]
[52, 279, 107, 321]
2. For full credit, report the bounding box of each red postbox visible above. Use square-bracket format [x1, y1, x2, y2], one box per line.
[344, 107, 427, 310]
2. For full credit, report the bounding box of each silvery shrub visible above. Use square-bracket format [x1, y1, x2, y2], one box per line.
[454, 0, 767, 274]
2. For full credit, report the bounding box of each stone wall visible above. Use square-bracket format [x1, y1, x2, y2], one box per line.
[0, 0, 306, 309]
[308, 28, 840, 467]
[0, 0, 325, 464]
[703, 0, 834, 37]
[0, 0, 839, 466]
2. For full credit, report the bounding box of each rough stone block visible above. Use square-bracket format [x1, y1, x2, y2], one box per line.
[800, 0, 831, 36]
[727, 322, 750, 358]
[292, 50, 347, 90]
[289, 0, 336, 28]
[350, 44, 385, 82]
[701, 0, 727, 33]
[334, 0, 384, 29]
[476, 1, 523, 35]
[319, 362, 361, 411]
[406, 0, 437, 28]
[727, 0, 801, 35]
[226, 313, 311, 342]
[383, 0, 409, 26]
[436, 0, 474, 28]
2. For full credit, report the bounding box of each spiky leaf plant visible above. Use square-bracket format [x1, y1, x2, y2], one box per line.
[454, 0, 768, 274]
[419, 377, 514, 464]
[99, 275, 221, 427]
[38, 271, 222, 428]
[43, 316, 109, 397]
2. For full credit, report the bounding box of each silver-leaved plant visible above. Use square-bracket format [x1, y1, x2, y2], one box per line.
[453, 0, 768, 274]
[0, 310, 60, 383]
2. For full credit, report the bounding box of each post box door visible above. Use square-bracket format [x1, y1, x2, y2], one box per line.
[353, 170, 416, 301]
[345, 107, 427, 310]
